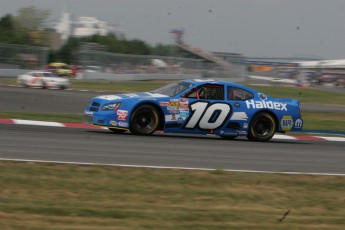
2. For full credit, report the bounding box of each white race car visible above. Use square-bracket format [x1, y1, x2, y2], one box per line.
[17, 71, 70, 89]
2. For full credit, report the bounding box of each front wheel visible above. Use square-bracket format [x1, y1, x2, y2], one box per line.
[130, 104, 159, 135]
[247, 112, 276, 142]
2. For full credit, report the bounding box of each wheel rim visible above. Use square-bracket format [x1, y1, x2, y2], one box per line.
[253, 117, 273, 137]
[135, 110, 156, 132]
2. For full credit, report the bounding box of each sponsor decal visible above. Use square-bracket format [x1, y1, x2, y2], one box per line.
[180, 111, 189, 118]
[220, 130, 237, 136]
[84, 111, 94, 115]
[117, 110, 128, 116]
[246, 100, 287, 111]
[234, 102, 240, 108]
[236, 130, 248, 135]
[230, 112, 248, 121]
[117, 115, 127, 121]
[177, 117, 184, 124]
[169, 110, 179, 114]
[169, 102, 179, 107]
[97, 95, 122, 100]
[159, 101, 170, 106]
[118, 121, 129, 127]
[168, 99, 179, 110]
[295, 119, 303, 128]
[110, 120, 117, 126]
[259, 93, 267, 100]
[280, 115, 294, 131]
[243, 123, 248, 129]
[179, 98, 189, 110]
[165, 114, 181, 122]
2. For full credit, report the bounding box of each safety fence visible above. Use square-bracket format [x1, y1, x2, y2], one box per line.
[0, 43, 48, 69]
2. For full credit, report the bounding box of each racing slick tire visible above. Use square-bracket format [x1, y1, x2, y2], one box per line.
[130, 104, 159, 135]
[108, 128, 127, 134]
[247, 112, 276, 142]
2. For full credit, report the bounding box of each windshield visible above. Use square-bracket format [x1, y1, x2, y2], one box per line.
[150, 81, 194, 97]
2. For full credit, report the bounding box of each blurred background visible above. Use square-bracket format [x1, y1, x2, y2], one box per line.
[0, 1, 344, 87]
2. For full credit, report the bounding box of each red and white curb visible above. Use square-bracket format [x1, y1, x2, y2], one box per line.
[1, 118, 344, 142]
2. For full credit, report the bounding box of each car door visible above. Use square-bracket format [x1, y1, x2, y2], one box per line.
[225, 86, 255, 134]
[165, 83, 228, 134]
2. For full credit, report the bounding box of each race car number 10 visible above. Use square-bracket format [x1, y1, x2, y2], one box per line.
[184, 102, 231, 130]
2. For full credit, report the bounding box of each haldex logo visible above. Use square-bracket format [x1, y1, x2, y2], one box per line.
[246, 100, 287, 111]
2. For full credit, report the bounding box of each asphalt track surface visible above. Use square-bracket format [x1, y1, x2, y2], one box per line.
[0, 85, 344, 174]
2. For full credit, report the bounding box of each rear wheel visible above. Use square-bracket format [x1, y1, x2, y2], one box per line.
[248, 112, 276, 142]
[130, 104, 159, 135]
[108, 128, 127, 134]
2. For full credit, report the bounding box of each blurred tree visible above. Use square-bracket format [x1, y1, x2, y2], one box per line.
[0, 14, 29, 44]
[14, 6, 50, 46]
[50, 34, 178, 63]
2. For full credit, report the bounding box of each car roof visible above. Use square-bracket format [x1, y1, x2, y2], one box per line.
[183, 79, 257, 93]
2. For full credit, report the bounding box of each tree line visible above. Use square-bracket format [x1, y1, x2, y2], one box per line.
[0, 6, 179, 64]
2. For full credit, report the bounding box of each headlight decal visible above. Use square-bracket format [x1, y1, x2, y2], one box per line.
[100, 102, 121, 111]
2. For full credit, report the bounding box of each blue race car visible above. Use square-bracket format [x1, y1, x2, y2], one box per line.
[83, 79, 303, 141]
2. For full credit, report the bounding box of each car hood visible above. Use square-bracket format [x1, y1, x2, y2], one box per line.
[95, 92, 169, 101]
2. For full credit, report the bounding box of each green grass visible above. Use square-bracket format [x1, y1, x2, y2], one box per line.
[0, 161, 344, 230]
[301, 111, 345, 132]
[248, 85, 345, 106]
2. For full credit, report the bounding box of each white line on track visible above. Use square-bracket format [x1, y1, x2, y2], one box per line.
[1, 158, 344, 177]
[14, 119, 65, 127]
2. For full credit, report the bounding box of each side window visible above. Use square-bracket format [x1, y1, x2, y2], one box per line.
[184, 84, 224, 100]
[185, 87, 198, 98]
[228, 87, 253, 101]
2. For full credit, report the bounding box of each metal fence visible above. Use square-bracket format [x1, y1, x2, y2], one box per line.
[75, 50, 206, 75]
[0, 42, 246, 79]
[0, 43, 49, 69]
[75, 50, 246, 79]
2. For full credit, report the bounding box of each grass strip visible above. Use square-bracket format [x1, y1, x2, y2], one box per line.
[0, 161, 344, 230]
[1, 78, 344, 105]
[249, 84, 345, 106]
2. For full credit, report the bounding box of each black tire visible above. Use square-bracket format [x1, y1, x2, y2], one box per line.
[129, 104, 159, 135]
[247, 112, 276, 142]
[108, 128, 127, 134]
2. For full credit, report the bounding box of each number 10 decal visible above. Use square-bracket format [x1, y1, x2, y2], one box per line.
[184, 102, 231, 130]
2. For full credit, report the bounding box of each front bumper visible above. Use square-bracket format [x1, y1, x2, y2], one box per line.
[83, 112, 129, 129]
